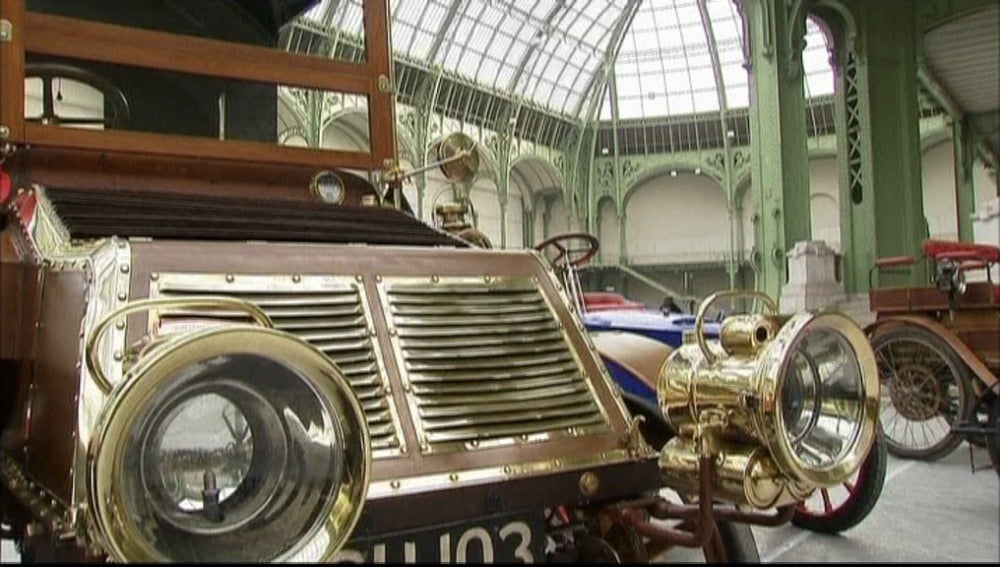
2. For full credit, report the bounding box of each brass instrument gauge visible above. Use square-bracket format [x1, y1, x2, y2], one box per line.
[310, 170, 346, 205]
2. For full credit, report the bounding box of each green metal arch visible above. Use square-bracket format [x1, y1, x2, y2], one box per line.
[510, 154, 566, 187]
[622, 161, 727, 211]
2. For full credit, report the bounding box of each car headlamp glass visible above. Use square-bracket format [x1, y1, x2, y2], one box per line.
[88, 327, 370, 562]
[761, 311, 877, 486]
[778, 327, 865, 469]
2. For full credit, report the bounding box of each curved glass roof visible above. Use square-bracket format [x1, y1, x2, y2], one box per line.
[301, 0, 631, 116]
[605, 0, 834, 120]
[297, 0, 834, 121]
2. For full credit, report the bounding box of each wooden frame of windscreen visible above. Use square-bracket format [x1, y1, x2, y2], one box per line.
[0, 0, 397, 174]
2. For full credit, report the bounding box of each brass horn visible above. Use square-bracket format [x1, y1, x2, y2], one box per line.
[657, 291, 879, 508]
[436, 131, 480, 184]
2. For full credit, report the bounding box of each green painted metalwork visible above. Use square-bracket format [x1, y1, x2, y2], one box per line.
[827, 0, 929, 292]
[741, 0, 813, 299]
[915, 0, 1000, 33]
[954, 115, 979, 242]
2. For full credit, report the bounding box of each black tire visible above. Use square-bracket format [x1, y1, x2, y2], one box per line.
[623, 393, 675, 449]
[791, 433, 887, 533]
[871, 326, 973, 460]
[623, 395, 760, 563]
[715, 522, 760, 563]
[987, 394, 1000, 477]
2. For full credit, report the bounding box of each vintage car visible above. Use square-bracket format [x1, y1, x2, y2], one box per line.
[868, 238, 999, 474]
[575, 288, 888, 534]
[1, 1, 880, 563]
[529, 232, 887, 535]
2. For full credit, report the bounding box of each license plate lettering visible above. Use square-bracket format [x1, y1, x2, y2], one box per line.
[335, 516, 542, 563]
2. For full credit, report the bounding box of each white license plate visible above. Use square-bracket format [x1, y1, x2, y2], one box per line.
[334, 512, 546, 563]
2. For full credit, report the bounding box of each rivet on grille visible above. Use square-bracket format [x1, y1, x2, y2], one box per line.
[579, 472, 600, 498]
[292, 274, 301, 283]
[375, 275, 383, 283]
[117, 291, 127, 301]
[150, 273, 159, 281]
[113, 351, 122, 361]
[225, 274, 235, 283]
[119, 264, 129, 274]
[449, 473, 459, 482]
[431, 275, 439, 283]
[390, 480, 401, 489]
[115, 320, 125, 330]
[356, 274, 363, 282]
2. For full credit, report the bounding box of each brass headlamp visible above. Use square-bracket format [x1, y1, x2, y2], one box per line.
[84, 297, 371, 562]
[657, 291, 879, 509]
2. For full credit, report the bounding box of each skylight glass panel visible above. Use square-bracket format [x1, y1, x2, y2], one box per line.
[552, 85, 574, 113]
[477, 56, 501, 79]
[340, 0, 364, 36]
[665, 70, 691, 93]
[803, 17, 834, 97]
[392, 0, 423, 23]
[420, 2, 448, 31]
[392, 23, 415, 54]
[693, 89, 720, 112]
[646, 93, 670, 116]
[608, 0, 834, 119]
[619, 97, 643, 120]
[495, 63, 518, 90]
[409, 30, 434, 59]
[668, 93, 695, 115]
[458, 49, 482, 77]
[599, 85, 613, 120]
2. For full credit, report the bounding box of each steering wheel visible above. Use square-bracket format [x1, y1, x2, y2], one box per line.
[25, 62, 131, 129]
[533, 231, 599, 268]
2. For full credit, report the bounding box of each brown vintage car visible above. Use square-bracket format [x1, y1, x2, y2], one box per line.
[868, 239, 1000, 472]
[0, 0, 880, 562]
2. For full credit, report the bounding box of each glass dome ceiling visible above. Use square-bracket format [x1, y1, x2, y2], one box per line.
[604, 0, 834, 120]
[297, 0, 835, 121]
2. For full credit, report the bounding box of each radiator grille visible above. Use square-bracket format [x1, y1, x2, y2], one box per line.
[381, 277, 609, 453]
[152, 274, 402, 456]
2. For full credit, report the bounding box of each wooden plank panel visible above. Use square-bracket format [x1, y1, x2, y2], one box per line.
[363, 0, 397, 165]
[25, 12, 373, 95]
[25, 122, 379, 170]
[0, 0, 26, 142]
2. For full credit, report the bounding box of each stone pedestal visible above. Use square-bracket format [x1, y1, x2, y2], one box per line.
[779, 240, 846, 313]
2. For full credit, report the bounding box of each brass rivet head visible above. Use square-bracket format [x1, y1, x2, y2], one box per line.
[579, 471, 599, 498]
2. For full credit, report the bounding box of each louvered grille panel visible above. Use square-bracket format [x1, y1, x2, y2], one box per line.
[152, 275, 401, 455]
[382, 277, 609, 452]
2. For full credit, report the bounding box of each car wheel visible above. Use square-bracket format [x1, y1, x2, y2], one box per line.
[871, 326, 973, 460]
[791, 432, 887, 533]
